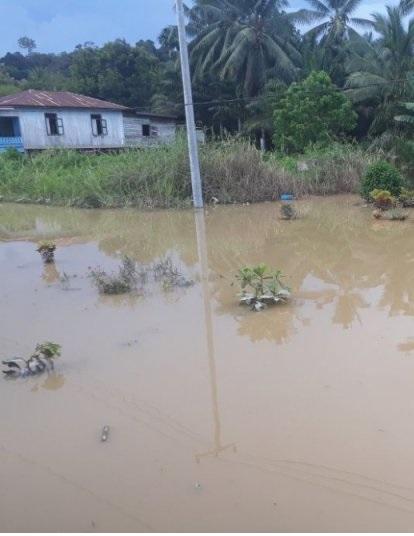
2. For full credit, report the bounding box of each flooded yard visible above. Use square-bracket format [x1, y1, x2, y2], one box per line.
[1, 195, 414, 532]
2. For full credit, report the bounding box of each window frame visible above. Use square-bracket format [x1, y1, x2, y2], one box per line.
[45, 113, 64, 136]
[91, 113, 108, 137]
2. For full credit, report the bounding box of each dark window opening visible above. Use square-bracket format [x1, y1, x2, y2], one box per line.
[142, 124, 150, 137]
[0, 117, 20, 137]
[45, 113, 64, 136]
[91, 114, 108, 136]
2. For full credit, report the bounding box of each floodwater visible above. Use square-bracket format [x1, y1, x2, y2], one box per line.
[1, 196, 414, 532]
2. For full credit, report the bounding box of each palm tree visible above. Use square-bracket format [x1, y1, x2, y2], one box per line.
[345, 6, 414, 135]
[188, 0, 302, 96]
[296, 0, 372, 84]
[298, 0, 372, 44]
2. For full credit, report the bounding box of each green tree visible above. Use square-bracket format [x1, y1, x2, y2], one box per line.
[17, 36, 37, 55]
[345, 5, 414, 136]
[273, 71, 357, 152]
[188, 0, 302, 96]
[297, 0, 371, 84]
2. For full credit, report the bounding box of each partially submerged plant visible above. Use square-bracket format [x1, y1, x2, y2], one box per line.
[280, 203, 297, 220]
[372, 208, 408, 221]
[152, 256, 194, 290]
[236, 264, 290, 311]
[89, 256, 140, 294]
[2, 341, 61, 378]
[384, 208, 408, 221]
[37, 241, 56, 263]
[370, 189, 396, 210]
[399, 188, 414, 207]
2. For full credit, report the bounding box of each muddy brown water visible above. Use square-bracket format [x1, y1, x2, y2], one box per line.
[1, 196, 414, 532]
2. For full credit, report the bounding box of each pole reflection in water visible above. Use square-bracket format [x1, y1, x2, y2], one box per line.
[194, 209, 237, 463]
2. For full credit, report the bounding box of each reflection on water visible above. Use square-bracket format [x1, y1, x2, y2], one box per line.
[1, 196, 414, 532]
[42, 262, 61, 284]
[31, 373, 66, 392]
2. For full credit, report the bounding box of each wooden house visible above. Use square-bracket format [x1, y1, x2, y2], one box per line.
[0, 90, 128, 152]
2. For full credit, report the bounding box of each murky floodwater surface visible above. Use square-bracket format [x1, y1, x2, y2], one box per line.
[1, 196, 414, 532]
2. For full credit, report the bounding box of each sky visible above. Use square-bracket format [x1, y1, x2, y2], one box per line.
[0, 0, 400, 57]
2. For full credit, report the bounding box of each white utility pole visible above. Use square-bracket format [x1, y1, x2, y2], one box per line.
[175, 0, 204, 208]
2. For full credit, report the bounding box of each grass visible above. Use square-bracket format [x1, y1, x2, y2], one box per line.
[0, 139, 383, 208]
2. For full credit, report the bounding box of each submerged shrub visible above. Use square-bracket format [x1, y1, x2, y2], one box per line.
[399, 187, 414, 207]
[280, 203, 297, 220]
[236, 264, 290, 312]
[361, 161, 402, 199]
[2, 341, 61, 378]
[370, 189, 396, 209]
[89, 256, 141, 294]
[152, 256, 193, 290]
[384, 208, 408, 221]
[37, 241, 56, 263]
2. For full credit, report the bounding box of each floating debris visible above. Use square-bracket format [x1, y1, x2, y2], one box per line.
[101, 426, 110, 442]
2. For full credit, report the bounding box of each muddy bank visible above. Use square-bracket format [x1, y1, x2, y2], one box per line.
[1, 196, 414, 531]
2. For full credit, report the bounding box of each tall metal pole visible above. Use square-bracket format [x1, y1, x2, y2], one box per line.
[175, 0, 204, 208]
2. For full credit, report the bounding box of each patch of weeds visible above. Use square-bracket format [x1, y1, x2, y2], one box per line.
[236, 264, 290, 312]
[280, 203, 297, 220]
[152, 256, 194, 290]
[89, 256, 141, 295]
[37, 241, 56, 263]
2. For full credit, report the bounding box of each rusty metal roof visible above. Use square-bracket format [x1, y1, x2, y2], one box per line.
[0, 90, 129, 110]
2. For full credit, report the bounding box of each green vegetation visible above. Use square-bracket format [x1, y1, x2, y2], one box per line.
[36, 241, 56, 263]
[236, 264, 290, 312]
[2, 1, 414, 204]
[0, 142, 382, 207]
[152, 256, 194, 290]
[1, 0, 414, 149]
[400, 187, 414, 206]
[361, 161, 403, 200]
[273, 72, 357, 153]
[89, 256, 141, 294]
[280, 203, 298, 220]
[2, 341, 61, 377]
[384, 208, 408, 220]
[370, 189, 396, 209]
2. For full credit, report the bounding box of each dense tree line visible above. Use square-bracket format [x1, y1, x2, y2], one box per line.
[2, 0, 414, 154]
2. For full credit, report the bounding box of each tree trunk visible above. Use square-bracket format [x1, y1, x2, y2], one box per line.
[260, 128, 266, 152]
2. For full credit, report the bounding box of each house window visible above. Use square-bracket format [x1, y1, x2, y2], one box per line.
[91, 114, 108, 136]
[151, 125, 159, 137]
[0, 117, 20, 137]
[45, 113, 64, 136]
[142, 124, 150, 137]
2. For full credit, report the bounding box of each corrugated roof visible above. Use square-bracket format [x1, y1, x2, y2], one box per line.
[0, 90, 129, 110]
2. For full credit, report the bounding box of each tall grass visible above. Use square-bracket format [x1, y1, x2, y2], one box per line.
[0, 139, 380, 208]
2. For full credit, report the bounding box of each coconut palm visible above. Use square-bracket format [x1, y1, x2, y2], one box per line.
[345, 6, 414, 135]
[298, 0, 372, 44]
[188, 0, 302, 96]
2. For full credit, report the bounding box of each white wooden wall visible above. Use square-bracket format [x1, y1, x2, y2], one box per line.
[123, 116, 176, 146]
[9, 108, 125, 149]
